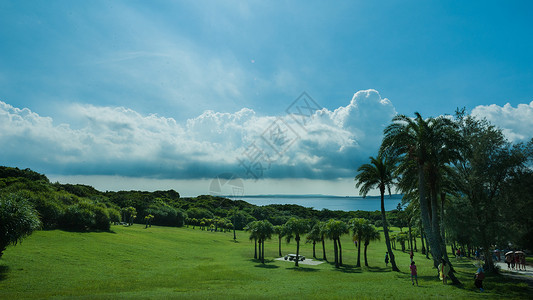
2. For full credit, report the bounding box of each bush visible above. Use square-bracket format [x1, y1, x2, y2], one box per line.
[92, 205, 110, 231]
[60, 204, 95, 231]
[0, 194, 41, 257]
[107, 208, 121, 224]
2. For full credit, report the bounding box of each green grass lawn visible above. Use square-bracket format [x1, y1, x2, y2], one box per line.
[0, 225, 530, 299]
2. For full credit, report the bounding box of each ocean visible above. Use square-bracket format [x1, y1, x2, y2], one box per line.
[235, 194, 404, 212]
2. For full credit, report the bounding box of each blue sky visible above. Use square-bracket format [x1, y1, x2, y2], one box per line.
[1, 1, 532, 196]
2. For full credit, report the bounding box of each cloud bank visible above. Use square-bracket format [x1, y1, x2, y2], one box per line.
[471, 101, 533, 143]
[0, 90, 396, 180]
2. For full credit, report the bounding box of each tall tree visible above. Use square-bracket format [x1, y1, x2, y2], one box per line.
[349, 218, 369, 267]
[381, 113, 463, 282]
[324, 219, 348, 268]
[274, 225, 287, 257]
[362, 224, 381, 267]
[245, 221, 260, 260]
[355, 154, 400, 271]
[255, 220, 274, 264]
[454, 114, 530, 272]
[306, 222, 322, 259]
[284, 218, 310, 267]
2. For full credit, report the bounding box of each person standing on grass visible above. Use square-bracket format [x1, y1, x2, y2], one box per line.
[474, 267, 485, 292]
[521, 255, 526, 271]
[385, 252, 389, 267]
[438, 259, 450, 285]
[506, 254, 512, 270]
[410, 261, 418, 286]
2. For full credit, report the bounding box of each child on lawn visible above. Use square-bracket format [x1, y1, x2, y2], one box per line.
[410, 261, 418, 286]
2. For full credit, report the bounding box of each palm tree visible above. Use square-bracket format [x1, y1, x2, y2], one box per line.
[306, 222, 322, 259]
[355, 154, 400, 271]
[319, 221, 328, 261]
[381, 113, 463, 283]
[362, 224, 380, 267]
[284, 218, 310, 267]
[349, 218, 369, 267]
[256, 220, 274, 264]
[245, 221, 260, 260]
[274, 225, 287, 257]
[324, 219, 348, 268]
[381, 112, 463, 283]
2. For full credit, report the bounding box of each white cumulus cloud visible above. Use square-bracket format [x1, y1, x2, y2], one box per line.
[0, 89, 397, 180]
[471, 101, 533, 142]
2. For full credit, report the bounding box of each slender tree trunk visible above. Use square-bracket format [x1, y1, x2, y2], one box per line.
[438, 192, 450, 263]
[254, 239, 257, 259]
[356, 238, 362, 267]
[333, 239, 339, 268]
[313, 241, 316, 258]
[418, 165, 441, 268]
[338, 238, 343, 266]
[261, 239, 265, 264]
[322, 238, 327, 261]
[414, 234, 418, 252]
[295, 236, 300, 267]
[364, 242, 369, 267]
[381, 187, 400, 271]
[278, 235, 282, 257]
[421, 233, 426, 254]
[425, 235, 430, 259]
[408, 224, 413, 251]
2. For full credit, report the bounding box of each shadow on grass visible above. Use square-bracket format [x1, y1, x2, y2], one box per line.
[331, 264, 363, 274]
[366, 266, 391, 272]
[255, 264, 280, 269]
[58, 228, 116, 234]
[287, 266, 320, 272]
[0, 265, 9, 281]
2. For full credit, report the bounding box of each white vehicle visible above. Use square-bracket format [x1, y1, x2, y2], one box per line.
[284, 254, 305, 261]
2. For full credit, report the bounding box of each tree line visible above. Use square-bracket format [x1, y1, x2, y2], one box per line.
[0, 166, 401, 258]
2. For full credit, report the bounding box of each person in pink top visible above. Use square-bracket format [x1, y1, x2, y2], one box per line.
[410, 261, 418, 286]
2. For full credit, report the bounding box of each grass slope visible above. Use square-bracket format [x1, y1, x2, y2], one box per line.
[0, 225, 530, 299]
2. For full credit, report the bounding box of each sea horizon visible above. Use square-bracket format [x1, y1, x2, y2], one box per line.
[224, 194, 404, 212]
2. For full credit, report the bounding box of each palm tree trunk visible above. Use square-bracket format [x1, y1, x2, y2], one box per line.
[364, 242, 369, 267]
[333, 239, 339, 268]
[439, 192, 450, 263]
[338, 238, 343, 266]
[313, 241, 316, 258]
[261, 239, 265, 264]
[278, 236, 282, 257]
[322, 238, 327, 261]
[356, 238, 362, 267]
[417, 164, 441, 268]
[295, 238, 300, 267]
[381, 188, 400, 271]
[254, 239, 257, 259]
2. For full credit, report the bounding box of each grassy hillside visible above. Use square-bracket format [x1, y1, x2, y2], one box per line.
[0, 225, 529, 299]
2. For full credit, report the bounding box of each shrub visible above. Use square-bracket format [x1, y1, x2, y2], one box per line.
[60, 204, 96, 231]
[107, 208, 121, 224]
[92, 205, 111, 231]
[0, 194, 41, 257]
